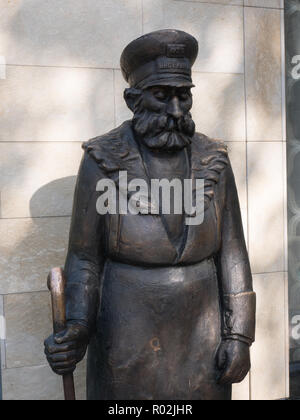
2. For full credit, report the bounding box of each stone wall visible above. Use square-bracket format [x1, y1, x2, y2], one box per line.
[0, 0, 287, 400]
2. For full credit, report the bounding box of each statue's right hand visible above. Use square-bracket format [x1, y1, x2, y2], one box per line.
[44, 323, 89, 376]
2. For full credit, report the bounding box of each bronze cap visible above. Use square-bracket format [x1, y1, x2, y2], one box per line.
[120, 29, 198, 89]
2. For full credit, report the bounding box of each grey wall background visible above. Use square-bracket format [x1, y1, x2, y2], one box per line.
[0, 0, 287, 400]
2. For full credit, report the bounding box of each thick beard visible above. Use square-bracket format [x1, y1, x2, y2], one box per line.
[133, 107, 196, 152]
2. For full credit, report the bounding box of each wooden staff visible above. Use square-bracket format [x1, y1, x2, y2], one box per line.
[47, 267, 76, 401]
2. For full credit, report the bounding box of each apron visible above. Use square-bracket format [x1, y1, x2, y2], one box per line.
[86, 258, 231, 400]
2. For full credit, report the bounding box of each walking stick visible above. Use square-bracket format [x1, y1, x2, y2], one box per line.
[47, 267, 76, 401]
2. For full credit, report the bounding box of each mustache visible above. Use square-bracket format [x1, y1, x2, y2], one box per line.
[143, 131, 192, 151]
[133, 110, 195, 138]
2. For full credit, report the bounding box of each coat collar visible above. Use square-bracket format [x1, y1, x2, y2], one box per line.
[83, 120, 229, 214]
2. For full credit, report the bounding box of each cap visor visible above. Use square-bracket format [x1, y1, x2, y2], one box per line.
[138, 74, 194, 89]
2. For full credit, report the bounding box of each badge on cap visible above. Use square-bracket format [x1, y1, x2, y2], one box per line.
[166, 44, 186, 58]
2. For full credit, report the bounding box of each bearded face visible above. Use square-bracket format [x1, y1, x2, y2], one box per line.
[130, 86, 196, 152]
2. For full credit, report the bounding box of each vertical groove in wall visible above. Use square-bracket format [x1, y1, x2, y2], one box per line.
[284, 271, 290, 398]
[0, 294, 5, 401]
[1, 296, 6, 372]
[281, 7, 288, 275]
[141, 0, 144, 34]
[113, 69, 117, 128]
[281, 15, 287, 144]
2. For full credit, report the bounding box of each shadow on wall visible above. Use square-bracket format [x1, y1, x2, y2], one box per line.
[30, 177, 77, 218]
[26, 175, 77, 285]
[0, 177, 76, 297]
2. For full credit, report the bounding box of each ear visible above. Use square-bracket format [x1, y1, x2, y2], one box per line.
[124, 88, 142, 112]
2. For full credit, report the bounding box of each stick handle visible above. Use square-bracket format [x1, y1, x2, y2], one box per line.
[48, 268, 76, 401]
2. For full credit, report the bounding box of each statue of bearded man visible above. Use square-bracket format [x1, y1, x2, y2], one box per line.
[44, 30, 256, 401]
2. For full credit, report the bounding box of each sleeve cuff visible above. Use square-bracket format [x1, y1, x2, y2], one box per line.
[222, 291, 256, 346]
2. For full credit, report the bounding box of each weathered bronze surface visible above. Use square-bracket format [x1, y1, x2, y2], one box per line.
[45, 29, 256, 400]
[47, 268, 76, 400]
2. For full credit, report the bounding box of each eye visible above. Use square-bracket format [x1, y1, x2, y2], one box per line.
[179, 91, 191, 101]
[153, 90, 167, 101]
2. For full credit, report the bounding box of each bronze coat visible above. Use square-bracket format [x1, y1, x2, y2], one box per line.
[64, 121, 255, 400]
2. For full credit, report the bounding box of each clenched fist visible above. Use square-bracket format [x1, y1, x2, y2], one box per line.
[44, 323, 89, 375]
[216, 340, 251, 385]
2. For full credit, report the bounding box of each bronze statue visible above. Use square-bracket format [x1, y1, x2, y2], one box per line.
[44, 29, 256, 400]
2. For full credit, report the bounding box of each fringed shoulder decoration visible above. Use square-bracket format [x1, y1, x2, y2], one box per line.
[82, 124, 229, 212]
[82, 121, 132, 174]
[191, 133, 229, 209]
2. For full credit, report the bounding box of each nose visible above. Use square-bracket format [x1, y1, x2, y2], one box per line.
[167, 96, 183, 120]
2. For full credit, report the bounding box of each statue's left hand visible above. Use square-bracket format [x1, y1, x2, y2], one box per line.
[216, 340, 251, 385]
